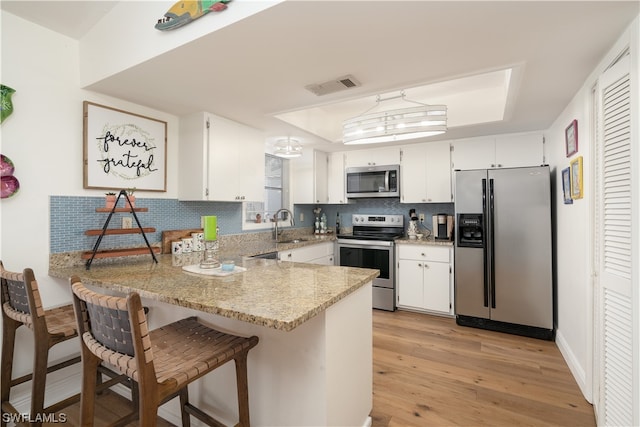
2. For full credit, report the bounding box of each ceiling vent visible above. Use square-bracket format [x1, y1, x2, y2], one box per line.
[305, 75, 361, 96]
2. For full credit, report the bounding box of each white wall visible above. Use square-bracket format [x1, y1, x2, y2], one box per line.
[0, 11, 180, 375]
[79, 1, 281, 86]
[547, 15, 639, 404]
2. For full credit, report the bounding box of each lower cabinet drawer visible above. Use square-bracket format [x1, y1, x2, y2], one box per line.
[398, 244, 450, 262]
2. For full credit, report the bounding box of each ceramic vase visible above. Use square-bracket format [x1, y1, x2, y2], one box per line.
[125, 195, 136, 208]
[105, 195, 116, 209]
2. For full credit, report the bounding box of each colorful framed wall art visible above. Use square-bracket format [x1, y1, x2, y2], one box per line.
[570, 156, 583, 199]
[565, 119, 578, 157]
[562, 167, 573, 204]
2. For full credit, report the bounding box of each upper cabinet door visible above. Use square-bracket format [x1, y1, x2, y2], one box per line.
[234, 121, 265, 202]
[451, 132, 544, 170]
[400, 144, 428, 203]
[178, 112, 209, 200]
[314, 150, 328, 203]
[424, 140, 452, 203]
[344, 146, 401, 167]
[327, 152, 346, 204]
[451, 137, 496, 170]
[494, 133, 544, 168]
[292, 149, 328, 204]
[400, 141, 451, 203]
[178, 112, 265, 202]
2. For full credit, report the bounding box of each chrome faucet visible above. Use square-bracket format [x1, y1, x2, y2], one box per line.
[273, 208, 295, 241]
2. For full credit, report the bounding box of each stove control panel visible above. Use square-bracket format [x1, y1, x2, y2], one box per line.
[351, 214, 404, 227]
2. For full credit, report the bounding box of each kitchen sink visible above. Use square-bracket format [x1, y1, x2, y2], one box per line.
[250, 251, 278, 260]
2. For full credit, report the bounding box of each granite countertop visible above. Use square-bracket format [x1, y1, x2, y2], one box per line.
[395, 236, 454, 246]
[49, 249, 377, 332]
[226, 234, 337, 257]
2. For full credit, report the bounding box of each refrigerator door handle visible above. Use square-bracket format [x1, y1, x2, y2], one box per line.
[482, 178, 489, 308]
[489, 178, 496, 309]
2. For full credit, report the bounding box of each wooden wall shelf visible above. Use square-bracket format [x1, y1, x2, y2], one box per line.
[85, 228, 156, 236]
[85, 190, 158, 269]
[96, 207, 149, 213]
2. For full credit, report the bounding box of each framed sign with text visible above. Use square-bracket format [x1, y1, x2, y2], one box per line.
[83, 101, 167, 192]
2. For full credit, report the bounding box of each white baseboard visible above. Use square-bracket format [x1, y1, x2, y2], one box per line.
[555, 328, 592, 403]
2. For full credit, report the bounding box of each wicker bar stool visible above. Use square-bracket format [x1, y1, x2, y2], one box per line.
[1, 261, 82, 426]
[1, 262, 132, 427]
[70, 276, 259, 426]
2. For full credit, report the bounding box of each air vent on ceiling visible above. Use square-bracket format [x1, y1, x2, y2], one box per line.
[305, 75, 361, 96]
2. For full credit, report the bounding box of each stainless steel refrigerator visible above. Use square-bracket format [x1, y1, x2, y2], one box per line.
[454, 166, 554, 340]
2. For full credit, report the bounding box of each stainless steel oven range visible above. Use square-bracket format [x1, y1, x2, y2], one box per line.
[336, 214, 404, 311]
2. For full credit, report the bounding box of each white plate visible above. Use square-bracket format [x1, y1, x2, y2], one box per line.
[182, 264, 247, 276]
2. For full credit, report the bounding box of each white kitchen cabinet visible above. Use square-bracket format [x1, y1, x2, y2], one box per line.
[344, 146, 401, 168]
[400, 141, 452, 203]
[292, 149, 328, 204]
[494, 133, 545, 168]
[178, 112, 264, 202]
[451, 132, 544, 170]
[396, 244, 453, 315]
[278, 242, 335, 265]
[327, 152, 347, 204]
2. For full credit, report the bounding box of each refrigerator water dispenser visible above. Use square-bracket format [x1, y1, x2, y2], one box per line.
[457, 214, 483, 247]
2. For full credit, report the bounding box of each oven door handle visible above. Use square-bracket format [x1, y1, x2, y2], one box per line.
[337, 239, 394, 249]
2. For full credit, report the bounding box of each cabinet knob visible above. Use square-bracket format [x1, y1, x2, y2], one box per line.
[424, 264, 430, 269]
[497, 164, 502, 168]
[417, 263, 423, 267]
[287, 253, 292, 258]
[491, 164, 495, 168]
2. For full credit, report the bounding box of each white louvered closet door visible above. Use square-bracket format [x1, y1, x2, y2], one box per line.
[595, 53, 637, 426]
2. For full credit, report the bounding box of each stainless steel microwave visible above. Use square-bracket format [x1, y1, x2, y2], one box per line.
[345, 165, 400, 198]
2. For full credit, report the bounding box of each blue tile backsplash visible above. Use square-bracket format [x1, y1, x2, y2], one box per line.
[49, 196, 453, 253]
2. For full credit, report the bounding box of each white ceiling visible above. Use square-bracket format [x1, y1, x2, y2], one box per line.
[2, 1, 638, 152]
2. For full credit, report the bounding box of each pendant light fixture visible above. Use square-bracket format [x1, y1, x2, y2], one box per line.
[342, 91, 447, 145]
[273, 137, 303, 158]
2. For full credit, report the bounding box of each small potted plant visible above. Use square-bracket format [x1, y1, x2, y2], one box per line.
[125, 188, 136, 209]
[105, 192, 117, 209]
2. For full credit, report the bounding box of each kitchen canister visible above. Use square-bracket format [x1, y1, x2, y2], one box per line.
[171, 241, 183, 255]
[191, 232, 204, 251]
[181, 237, 193, 253]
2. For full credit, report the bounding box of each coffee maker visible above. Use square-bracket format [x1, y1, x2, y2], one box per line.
[407, 209, 419, 237]
[432, 213, 453, 240]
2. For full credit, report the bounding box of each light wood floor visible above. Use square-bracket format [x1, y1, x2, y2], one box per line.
[48, 309, 595, 426]
[371, 309, 596, 427]
[47, 389, 173, 427]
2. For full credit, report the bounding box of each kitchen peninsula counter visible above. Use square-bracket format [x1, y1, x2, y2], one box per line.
[49, 253, 376, 427]
[49, 253, 375, 332]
